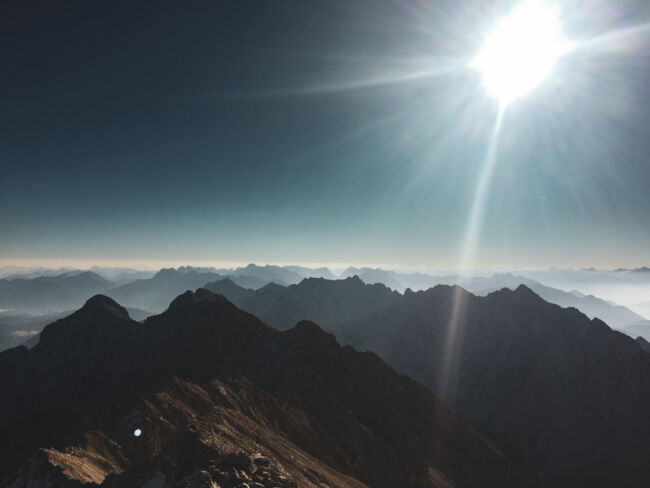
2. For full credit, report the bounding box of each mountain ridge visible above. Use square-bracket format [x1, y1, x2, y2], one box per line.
[204, 277, 650, 488]
[0, 290, 541, 488]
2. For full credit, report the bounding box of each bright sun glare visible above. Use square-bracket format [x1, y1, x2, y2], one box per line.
[473, 1, 570, 104]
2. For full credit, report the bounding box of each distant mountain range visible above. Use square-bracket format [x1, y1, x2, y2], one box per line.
[0, 291, 540, 488]
[334, 270, 648, 332]
[435, 273, 648, 330]
[104, 267, 233, 312]
[205, 277, 650, 488]
[0, 271, 113, 313]
[1, 265, 647, 350]
[102, 266, 333, 312]
[617, 320, 650, 341]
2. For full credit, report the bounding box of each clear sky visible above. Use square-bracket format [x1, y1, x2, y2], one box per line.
[2, 0, 650, 269]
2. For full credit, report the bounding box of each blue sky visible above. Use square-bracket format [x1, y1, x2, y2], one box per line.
[2, 0, 649, 268]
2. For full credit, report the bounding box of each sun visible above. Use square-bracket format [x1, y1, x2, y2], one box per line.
[472, 1, 570, 105]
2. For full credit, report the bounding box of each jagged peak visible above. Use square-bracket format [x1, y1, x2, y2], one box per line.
[195, 288, 231, 302]
[284, 320, 338, 346]
[512, 284, 542, 299]
[258, 281, 286, 292]
[343, 275, 365, 285]
[297, 276, 328, 284]
[293, 319, 323, 334]
[482, 284, 541, 301]
[417, 283, 475, 298]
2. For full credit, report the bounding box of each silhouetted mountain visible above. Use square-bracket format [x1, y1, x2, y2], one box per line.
[204, 278, 650, 488]
[326, 270, 645, 329]
[0, 305, 153, 353]
[0, 271, 113, 313]
[419, 273, 646, 329]
[105, 267, 270, 312]
[206, 276, 400, 331]
[0, 291, 540, 488]
[341, 267, 404, 291]
[637, 336, 650, 353]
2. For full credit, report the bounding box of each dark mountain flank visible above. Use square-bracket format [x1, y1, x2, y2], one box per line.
[205, 276, 400, 331]
[205, 277, 650, 488]
[0, 290, 540, 488]
[637, 336, 650, 353]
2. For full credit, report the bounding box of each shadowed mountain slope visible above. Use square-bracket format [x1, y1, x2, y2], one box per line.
[206, 276, 400, 331]
[205, 277, 650, 488]
[425, 273, 646, 329]
[0, 290, 541, 488]
[637, 336, 650, 353]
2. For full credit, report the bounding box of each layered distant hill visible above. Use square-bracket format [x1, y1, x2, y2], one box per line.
[226, 264, 308, 285]
[341, 270, 647, 332]
[205, 277, 650, 488]
[0, 271, 112, 313]
[439, 273, 648, 331]
[0, 291, 540, 488]
[104, 267, 236, 312]
[207, 276, 400, 332]
[0, 266, 344, 347]
[104, 266, 338, 313]
[2, 265, 647, 358]
[617, 319, 650, 341]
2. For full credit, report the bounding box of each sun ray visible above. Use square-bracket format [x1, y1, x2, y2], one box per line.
[569, 22, 650, 54]
[459, 105, 506, 270]
[436, 106, 505, 401]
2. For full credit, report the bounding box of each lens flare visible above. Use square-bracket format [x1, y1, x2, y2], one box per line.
[473, 1, 571, 104]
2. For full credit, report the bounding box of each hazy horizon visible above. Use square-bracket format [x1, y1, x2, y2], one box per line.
[1, 258, 649, 274]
